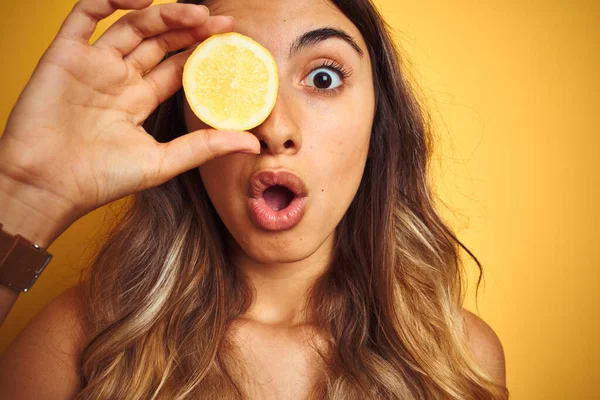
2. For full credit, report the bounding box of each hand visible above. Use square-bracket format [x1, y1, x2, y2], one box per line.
[0, 0, 259, 222]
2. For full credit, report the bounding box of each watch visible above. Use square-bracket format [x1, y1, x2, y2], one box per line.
[0, 222, 53, 292]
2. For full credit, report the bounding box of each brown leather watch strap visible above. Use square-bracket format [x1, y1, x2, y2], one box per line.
[0, 223, 53, 292]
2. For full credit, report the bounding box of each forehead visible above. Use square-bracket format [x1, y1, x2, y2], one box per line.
[204, 0, 367, 59]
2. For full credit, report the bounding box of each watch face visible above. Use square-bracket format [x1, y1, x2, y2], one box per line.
[0, 232, 52, 292]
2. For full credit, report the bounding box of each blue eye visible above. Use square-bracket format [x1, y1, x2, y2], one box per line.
[305, 67, 343, 90]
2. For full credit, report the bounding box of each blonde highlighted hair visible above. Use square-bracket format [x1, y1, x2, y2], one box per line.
[76, 0, 509, 398]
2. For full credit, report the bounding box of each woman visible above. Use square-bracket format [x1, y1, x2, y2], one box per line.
[0, 0, 508, 398]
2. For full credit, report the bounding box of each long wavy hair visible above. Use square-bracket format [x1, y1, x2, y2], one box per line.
[76, 0, 509, 398]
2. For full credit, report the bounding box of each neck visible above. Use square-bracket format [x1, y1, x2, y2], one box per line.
[230, 231, 335, 328]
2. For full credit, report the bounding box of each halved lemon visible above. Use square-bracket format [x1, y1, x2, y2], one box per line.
[182, 32, 278, 131]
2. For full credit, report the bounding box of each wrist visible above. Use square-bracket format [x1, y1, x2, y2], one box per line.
[0, 173, 77, 249]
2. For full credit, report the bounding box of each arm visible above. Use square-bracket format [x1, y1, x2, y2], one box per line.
[0, 173, 76, 328]
[0, 286, 20, 329]
[0, 285, 88, 399]
[0, 0, 257, 328]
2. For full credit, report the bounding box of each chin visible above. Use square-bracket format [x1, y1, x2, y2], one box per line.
[228, 225, 331, 265]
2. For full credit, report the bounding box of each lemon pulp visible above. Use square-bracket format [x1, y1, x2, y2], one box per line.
[183, 32, 278, 131]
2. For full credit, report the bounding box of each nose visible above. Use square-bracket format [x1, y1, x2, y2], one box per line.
[249, 91, 302, 156]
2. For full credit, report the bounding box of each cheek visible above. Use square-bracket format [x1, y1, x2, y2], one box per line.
[324, 132, 370, 204]
[308, 91, 372, 171]
[304, 94, 373, 212]
[198, 155, 247, 213]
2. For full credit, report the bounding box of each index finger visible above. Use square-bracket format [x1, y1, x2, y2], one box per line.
[56, 0, 153, 43]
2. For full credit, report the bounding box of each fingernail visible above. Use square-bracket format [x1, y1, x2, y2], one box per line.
[239, 148, 260, 155]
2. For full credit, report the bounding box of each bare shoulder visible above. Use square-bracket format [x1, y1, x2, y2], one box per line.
[0, 285, 90, 399]
[460, 308, 506, 385]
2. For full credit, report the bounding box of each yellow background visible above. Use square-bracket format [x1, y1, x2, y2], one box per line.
[1, 1, 598, 398]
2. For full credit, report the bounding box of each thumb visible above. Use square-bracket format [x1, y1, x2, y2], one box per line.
[159, 129, 260, 177]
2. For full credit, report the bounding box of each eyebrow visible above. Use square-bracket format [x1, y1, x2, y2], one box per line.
[288, 27, 365, 59]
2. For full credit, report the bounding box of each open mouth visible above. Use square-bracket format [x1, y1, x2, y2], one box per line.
[263, 185, 295, 211]
[247, 170, 308, 231]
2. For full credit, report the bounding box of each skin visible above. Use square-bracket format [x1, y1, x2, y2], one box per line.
[0, 0, 505, 398]
[183, 0, 375, 328]
[183, 2, 376, 394]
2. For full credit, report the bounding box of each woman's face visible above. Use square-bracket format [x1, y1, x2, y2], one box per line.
[183, 0, 375, 263]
